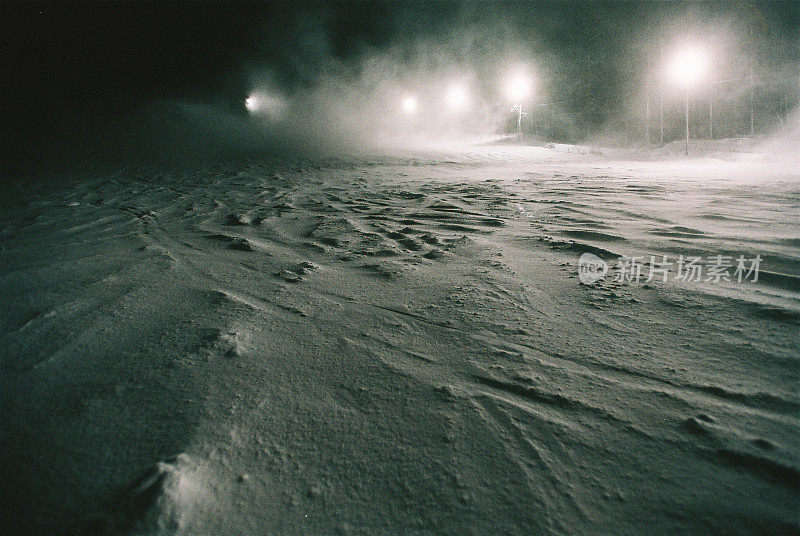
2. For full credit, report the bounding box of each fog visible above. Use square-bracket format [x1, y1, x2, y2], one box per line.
[4, 1, 798, 172]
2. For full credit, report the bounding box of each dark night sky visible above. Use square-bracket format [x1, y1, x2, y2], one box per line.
[2, 1, 798, 169]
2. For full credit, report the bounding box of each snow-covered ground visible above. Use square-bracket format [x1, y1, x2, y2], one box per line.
[1, 144, 798, 535]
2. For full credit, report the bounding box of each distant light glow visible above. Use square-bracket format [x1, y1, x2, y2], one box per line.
[401, 95, 418, 114]
[669, 46, 708, 86]
[445, 85, 468, 110]
[245, 92, 286, 115]
[505, 72, 533, 102]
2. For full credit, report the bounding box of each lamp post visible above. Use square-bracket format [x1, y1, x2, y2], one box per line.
[505, 71, 533, 142]
[401, 95, 418, 114]
[669, 45, 708, 156]
[709, 88, 713, 139]
[445, 85, 468, 110]
[445, 85, 469, 134]
[659, 37, 665, 144]
[645, 86, 651, 146]
[684, 86, 690, 155]
[245, 92, 286, 118]
[510, 104, 530, 141]
[749, 65, 755, 137]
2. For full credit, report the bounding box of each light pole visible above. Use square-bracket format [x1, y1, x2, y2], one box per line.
[401, 95, 418, 114]
[505, 71, 533, 142]
[749, 65, 755, 137]
[445, 85, 468, 110]
[684, 86, 690, 155]
[669, 45, 708, 156]
[445, 84, 469, 134]
[659, 86, 664, 144]
[645, 85, 650, 146]
[245, 92, 286, 118]
[659, 37, 665, 144]
[510, 104, 529, 141]
[709, 89, 713, 140]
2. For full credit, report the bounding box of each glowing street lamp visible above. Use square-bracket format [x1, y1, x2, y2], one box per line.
[445, 85, 468, 110]
[401, 95, 418, 114]
[504, 71, 534, 141]
[505, 72, 532, 102]
[245, 92, 286, 117]
[669, 46, 707, 87]
[669, 45, 708, 155]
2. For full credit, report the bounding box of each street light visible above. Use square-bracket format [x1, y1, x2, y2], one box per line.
[401, 95, 418, 114]
[504, 71, 534, 141]
[505, 72, 532, 102]
[245, 92, 286, 117]
[668, 45, 708, 155]
[445, 85, 468, 110]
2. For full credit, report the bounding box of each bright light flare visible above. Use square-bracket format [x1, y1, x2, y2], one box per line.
[505, 72, 532, 102]
[245, 92, 286, 115]
[401, 95, 418, 114]
[669, 46, 708, 86]
[445, 85, 468, 110]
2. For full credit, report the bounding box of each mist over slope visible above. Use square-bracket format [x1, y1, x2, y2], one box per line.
[2, 1, 798, 173]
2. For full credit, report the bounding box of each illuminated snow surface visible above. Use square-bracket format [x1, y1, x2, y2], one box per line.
[1, 143, 798, 535]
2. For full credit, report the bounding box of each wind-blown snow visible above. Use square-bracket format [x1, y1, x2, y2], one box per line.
[1, 145, 798, 534]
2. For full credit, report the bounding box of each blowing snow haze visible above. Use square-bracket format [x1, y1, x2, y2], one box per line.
[2, 1, 799, 170]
